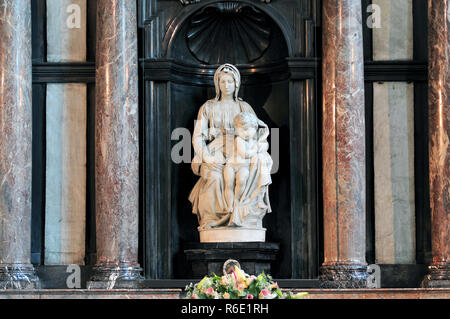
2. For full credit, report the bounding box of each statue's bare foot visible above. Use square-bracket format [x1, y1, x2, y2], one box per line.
[198, 220, 215, 231]
[198, 215, 230, 231]
[210, 215, 230, 227]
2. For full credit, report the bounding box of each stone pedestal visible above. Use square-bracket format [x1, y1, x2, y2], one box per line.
[0, 0, 39, 290]
[184, 242, 279, 278]
[87, 0, 142, 289]
[319, 0, 368, 288]
[421, 0, 450, 289]
[199, 228, 266, 243]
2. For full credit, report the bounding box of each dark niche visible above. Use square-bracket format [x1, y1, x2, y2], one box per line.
[186, 2, 272, 65]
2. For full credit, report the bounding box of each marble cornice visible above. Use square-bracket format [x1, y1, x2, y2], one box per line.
[141, 58, 290, 84]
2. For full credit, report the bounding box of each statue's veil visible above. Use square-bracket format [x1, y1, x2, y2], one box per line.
[213, 64, 241, 101]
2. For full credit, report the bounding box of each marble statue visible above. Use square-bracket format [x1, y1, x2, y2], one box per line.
[189, 64, 273, 242]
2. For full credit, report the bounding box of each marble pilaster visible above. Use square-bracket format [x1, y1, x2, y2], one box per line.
[422, 0, 450, 288]
[320, 0, 368, 288]
[372, 0, 413, 61]
[45, 0, 87, 266]
[374, 83, 416, 265]
[45, 84, 87, 265]
[0, 0, 39, 289]
[46, 0, 87, 62]
[87, 0, 142, 289]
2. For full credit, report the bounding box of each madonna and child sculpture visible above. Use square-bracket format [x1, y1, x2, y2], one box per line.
[189, 64, 273, 242]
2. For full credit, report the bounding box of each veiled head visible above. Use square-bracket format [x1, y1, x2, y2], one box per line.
[214, 64, 241, 101]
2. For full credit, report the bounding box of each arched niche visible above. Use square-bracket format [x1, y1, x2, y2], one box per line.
[142, 0, 319, 280]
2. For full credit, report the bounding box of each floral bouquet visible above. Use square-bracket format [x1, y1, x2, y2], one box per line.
[185, 266, 308, 299]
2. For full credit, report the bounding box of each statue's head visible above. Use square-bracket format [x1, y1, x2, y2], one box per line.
[234, 112, 258, 140]
[214, 63, 241, 101]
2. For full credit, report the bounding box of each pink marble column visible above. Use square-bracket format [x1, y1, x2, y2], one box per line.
[422, 0, 450, 288]
[0, 0, 39, 289]
[319, 0, 368, 288]
[87, 0, 142, 289]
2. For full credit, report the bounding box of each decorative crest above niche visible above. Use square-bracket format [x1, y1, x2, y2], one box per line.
[186, 2, 272, 65]
[180, 0, 200, 4]
[180, 0, 271, 5]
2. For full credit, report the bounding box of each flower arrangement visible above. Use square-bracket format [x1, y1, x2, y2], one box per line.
[185, 266, 308, 299]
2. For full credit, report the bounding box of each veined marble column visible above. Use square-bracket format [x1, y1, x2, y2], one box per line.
[87, 0, 142, 289]
[320, 0, 368, 288]
[422, 0, 450, 288]
[0, 0, 39, 289]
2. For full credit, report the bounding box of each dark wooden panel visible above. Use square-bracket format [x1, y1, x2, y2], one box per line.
[413, 0, 428, 61]
[85, 84, 97, 266]
[289, 79, 319, 279]
[143, 59, 291, 85]
[139, 0, 158, 26]
[32, 0, 46, 63]
[31, 84, 46, 265]
[287, 58, 319, 80]
[379, 264, 427, 288]
[32, 62, 96, 83]
[364, 82, 375, 265]
[364, 61, 428, 82]
[414, 82, 431, 265]
[362, 0, 373, 62]
[144, 81, 173, 279]
[87, 0, 97, 62]
[169, 83, 208, 279]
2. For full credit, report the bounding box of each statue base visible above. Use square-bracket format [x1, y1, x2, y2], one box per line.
[184, 242, 279, 278]
[199, 227, 266, 243]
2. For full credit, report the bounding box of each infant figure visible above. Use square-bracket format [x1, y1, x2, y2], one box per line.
[223, 112, 259, 213]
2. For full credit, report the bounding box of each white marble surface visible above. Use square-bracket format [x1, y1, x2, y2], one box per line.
[374, 82, 415, 264]
[199, 228, 266, 243]
[373, 0, 413, 61]
[45, 84, 87, 265]
[47, 0, 86, 62]
[189, 64, 273, 242]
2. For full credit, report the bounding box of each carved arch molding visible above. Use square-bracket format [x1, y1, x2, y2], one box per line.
[181, 0, 271, 5]
[186, 2, 272, 65]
